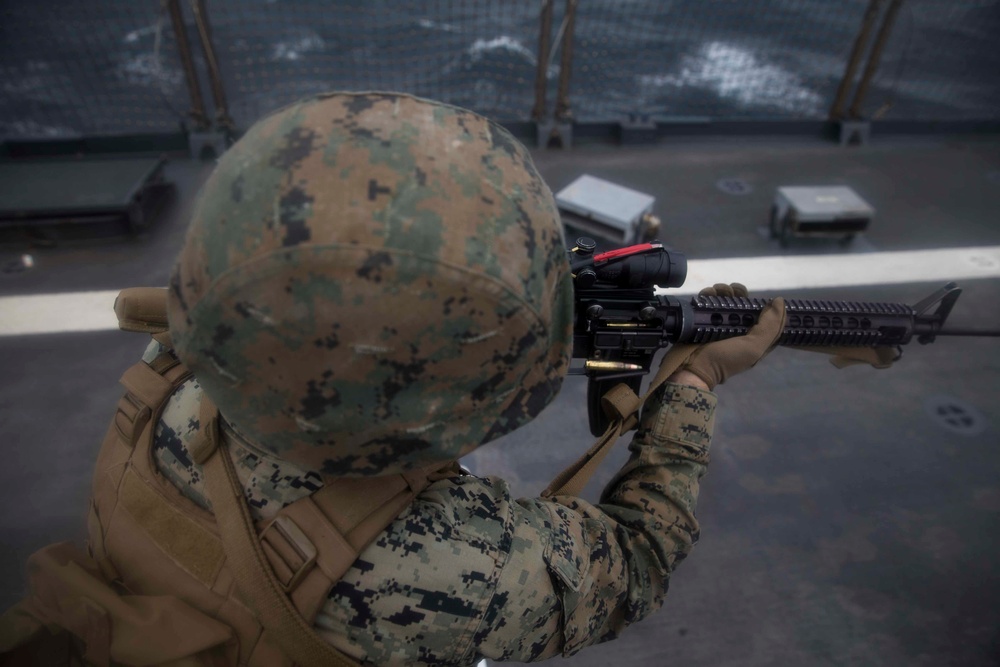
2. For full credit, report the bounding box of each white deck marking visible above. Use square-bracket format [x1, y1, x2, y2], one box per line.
[1, 246, 999, 336]
[0, 289, 121, 335]
[666, 245, 1000, 295]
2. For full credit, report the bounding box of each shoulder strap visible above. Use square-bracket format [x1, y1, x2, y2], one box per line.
[542, 344, 699, 498]
[112, 353, 187, 450]
[189, 396, 359, 667]
[260, 467, 448, 625]
[190, 396, 453, 667]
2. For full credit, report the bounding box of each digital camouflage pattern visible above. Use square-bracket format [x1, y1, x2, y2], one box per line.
[152, 373, 717, 665]
[167, 92, 574, 477]
[153, 375, 323, 515]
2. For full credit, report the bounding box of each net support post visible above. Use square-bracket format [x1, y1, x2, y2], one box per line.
[618, 113, 658, 145]
[838, 120, 871, 146]
[188, 130, 228, 160]
[536, 121, 573, 149]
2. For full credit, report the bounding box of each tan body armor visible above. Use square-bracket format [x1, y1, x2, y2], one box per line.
[90, 286, 690, 664]
[89, 346, 455, 665]
[91, 353, 271, 663]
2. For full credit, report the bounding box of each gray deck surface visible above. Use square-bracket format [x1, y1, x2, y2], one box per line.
[1, 135, 998, 666]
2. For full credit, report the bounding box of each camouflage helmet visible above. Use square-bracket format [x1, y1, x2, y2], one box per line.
[167, 92, 573, 477]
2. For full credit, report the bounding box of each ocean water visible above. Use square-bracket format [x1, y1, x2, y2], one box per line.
[1, 0, 998, 139]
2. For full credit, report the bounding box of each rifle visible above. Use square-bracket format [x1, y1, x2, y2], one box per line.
[568, 237, 1000, 436]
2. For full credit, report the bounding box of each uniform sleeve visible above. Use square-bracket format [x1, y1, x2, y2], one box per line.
[473, 381, 717, 661]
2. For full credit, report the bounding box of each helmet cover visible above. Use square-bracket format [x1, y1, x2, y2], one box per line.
[167, 92, 573, 477]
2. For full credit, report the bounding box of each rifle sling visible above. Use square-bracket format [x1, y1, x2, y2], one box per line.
[542, 344, 698, 498]
[191, 396, 361, 667]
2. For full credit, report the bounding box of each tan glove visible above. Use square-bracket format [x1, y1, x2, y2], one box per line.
[791, 345, 900, 369]
[660, 283, 786, 390]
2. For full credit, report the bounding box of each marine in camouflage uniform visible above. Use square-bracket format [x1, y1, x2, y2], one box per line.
[150, 92, 774, 665]
[151, 362, 714, 664]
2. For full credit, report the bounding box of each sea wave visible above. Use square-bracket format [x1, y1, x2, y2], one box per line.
[271, 30, 325, 62]
[638, 41, 823, 115]
[467, 36, 537, 66]
[117, 53, 183, 89]
[1, 119, 77, 138]
[442, 35, 559, 79]
[433, 34, 547, 116]
[417, 18, 462, 33]
[2, 61, 51, 98]
[123, 25, 159, 45]
[2, 61, 80, 106]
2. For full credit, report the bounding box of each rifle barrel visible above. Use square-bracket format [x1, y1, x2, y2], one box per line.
[933, 329, 1000, 337]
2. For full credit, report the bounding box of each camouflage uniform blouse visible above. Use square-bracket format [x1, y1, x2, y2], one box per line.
[148, 346, 717, 666]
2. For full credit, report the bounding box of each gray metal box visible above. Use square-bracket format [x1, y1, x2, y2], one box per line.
[771, 186, 874, 247]
[555, 175, 656, 245]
